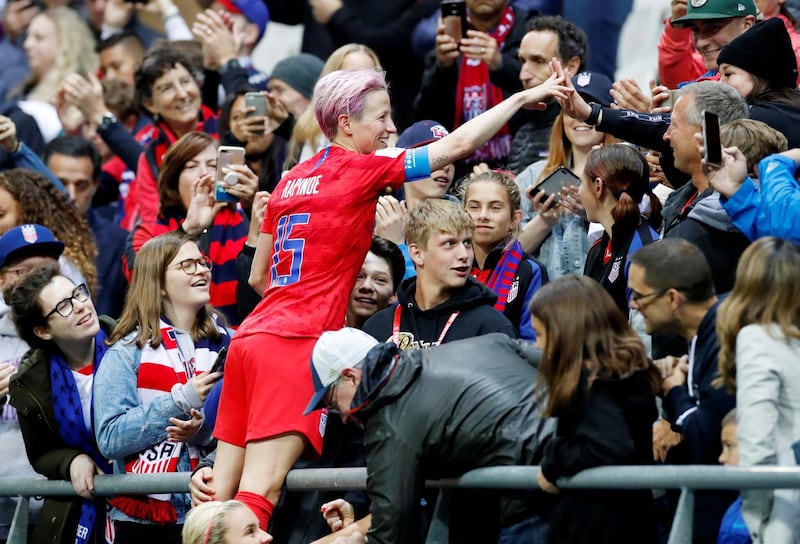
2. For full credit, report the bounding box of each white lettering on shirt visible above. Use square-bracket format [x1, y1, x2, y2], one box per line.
[281, 175, 322, 198]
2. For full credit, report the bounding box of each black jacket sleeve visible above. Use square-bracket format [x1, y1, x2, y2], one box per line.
[364, 424, 424, 544]
[235, 244, 262, 319]
[540, 381, 637, 482]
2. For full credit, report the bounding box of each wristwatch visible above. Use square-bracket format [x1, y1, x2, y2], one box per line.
[585, 102, 603, 126]
[98, 112, 118, 131]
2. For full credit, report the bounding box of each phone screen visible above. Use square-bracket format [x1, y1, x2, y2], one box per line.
[210, 347, 228, 374]
[528, 166, 581, 208]
[702, 110, 722, 167]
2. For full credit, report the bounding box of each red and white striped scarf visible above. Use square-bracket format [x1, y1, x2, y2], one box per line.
[110, 319, 228, 524]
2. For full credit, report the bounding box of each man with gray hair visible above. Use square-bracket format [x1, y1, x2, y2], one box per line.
[305, 328, 554, 544]
[551, 58, 750, 294]
[659, 81, 750, 294]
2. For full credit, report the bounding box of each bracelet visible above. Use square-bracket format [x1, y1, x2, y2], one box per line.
[11, 140, 21, 154]
[585, 102, 602, 126]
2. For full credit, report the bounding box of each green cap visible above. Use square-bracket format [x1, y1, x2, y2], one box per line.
[672, 0, 756, 27]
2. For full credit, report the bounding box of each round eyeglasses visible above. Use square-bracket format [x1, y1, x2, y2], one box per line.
[174, 257, 213, 275]
[45, 283, 90, 319]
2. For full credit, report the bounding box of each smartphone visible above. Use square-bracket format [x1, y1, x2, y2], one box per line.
[210, 347, 228, 374]
[661, 89, 680, 109]
[245, 92, 267, 118]
[528, 166, 581, 208]
[215, 146, 245, 203]
[441, 0, 466, 43]
[702, 110, 722, 167]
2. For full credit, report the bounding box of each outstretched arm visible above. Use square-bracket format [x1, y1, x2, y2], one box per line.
[424, 71, 571, 171]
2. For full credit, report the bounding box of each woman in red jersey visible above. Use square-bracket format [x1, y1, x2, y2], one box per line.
[211, 67, 571, 532]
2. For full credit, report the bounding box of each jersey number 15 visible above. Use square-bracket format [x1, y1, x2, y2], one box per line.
[270, 213, 309, 287]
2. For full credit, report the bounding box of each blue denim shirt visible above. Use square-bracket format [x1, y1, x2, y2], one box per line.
[515, 161, 589, 278]
[94, 331, 210, 524]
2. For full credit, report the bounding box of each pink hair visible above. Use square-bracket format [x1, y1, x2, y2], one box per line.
[314, 69, 388, 139]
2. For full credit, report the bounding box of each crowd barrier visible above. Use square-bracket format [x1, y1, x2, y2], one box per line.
[2, 465, 800, 544]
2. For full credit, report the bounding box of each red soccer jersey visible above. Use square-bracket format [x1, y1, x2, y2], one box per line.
[237, 145, 429, 338]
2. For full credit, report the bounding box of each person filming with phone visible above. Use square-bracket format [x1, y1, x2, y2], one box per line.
[94, 232, 228, 543]
[515, 71, 617, 279]
[414, 0, 534, 176]
[125, 132, 257, 325]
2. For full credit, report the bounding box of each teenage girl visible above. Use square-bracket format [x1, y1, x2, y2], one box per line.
[461, 170, 547, 340]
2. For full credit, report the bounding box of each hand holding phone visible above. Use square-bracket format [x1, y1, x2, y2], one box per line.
[210, 346, 228, 374]
[528, 166, 581, 209]
[441, 0, 466, 43]
[702, 110, 722, 167]
[216, 146, 245, 202]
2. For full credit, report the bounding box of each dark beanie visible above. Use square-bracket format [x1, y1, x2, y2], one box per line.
[717, 18, 798, 89]
[269, 53, 325, 100]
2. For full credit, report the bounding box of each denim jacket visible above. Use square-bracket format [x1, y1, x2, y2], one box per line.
[94, 330, 212, 524]
[516, 160, 589, 278]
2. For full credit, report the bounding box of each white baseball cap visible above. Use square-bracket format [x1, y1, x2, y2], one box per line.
[304, 328, 378, 415]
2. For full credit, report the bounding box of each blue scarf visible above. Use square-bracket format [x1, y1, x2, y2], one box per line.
[50, 329, 112, 544]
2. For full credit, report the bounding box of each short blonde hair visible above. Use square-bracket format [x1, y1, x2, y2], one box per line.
[182, 500, 244, 544]
[404, 199, 474, 248]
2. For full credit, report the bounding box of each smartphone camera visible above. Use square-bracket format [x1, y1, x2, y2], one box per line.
[215, 146, 245, 203]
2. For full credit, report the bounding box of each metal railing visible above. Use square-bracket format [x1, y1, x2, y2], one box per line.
[2, 465, 800, 544]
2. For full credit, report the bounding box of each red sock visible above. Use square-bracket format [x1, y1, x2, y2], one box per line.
[234, 491, 274, 530]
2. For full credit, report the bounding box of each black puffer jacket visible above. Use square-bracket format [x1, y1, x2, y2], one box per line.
[350, 334, 556, 544]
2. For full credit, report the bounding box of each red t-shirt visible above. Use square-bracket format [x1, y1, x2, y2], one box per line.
[237, 145, 429, 338]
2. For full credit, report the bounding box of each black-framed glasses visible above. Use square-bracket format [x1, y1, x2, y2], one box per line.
[45, 283, 90, 319]
[174, 257, 213, 275]
[631, 287, 670, 304]
[326, 380, 340, 415]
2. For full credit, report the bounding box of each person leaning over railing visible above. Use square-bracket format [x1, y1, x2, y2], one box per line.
[6, 266, 116, 544]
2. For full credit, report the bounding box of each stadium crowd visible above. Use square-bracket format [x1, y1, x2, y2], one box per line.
[0, 0, 799, 543]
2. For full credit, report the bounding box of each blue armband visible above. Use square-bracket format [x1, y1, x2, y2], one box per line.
[403, 147, 431, 181]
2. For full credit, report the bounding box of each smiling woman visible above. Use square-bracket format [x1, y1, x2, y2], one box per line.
[94, 232, 230, 543]
[7, 267, 115, 544]
[126, 49, 219, 228]
[209, 66, 570, 531]
[515, 71, 618, 279]
[126, 132, 254, 325]
[11, 6, 98, 140]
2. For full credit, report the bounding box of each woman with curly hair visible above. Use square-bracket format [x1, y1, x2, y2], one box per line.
[0, 169, 97, 293]
[125, 48, 218, 229]
[531, 274, 659, 544]
[14, 7, 98, 140]
[716, 237, 800, 543]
